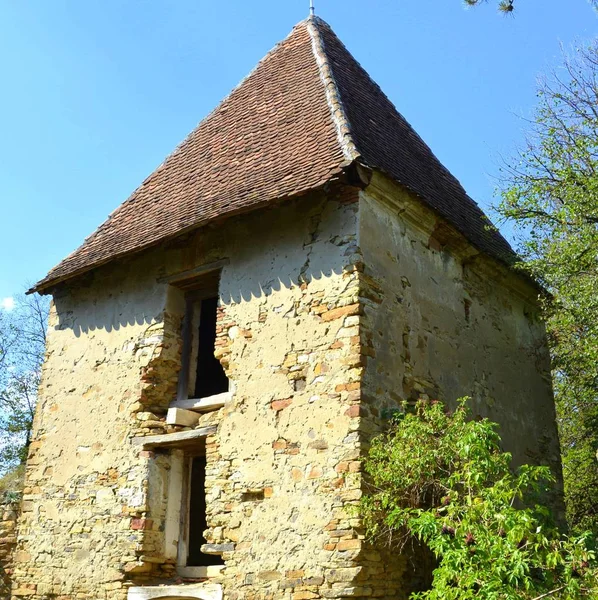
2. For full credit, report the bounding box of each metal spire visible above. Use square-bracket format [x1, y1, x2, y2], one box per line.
[310, 0, 315, 17]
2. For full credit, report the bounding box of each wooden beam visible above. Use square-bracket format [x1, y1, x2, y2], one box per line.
[171, 392, 231, 413]
[158, 259, 229, 285]
[133, 426, 217, 450]
[167, 407, 201, 427]
[176, 296, 194, 403]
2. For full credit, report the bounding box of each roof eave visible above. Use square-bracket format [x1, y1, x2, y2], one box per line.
[30, 163, 357, 295]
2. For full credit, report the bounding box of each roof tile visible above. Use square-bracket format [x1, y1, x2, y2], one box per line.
[35, 17, 514, 292]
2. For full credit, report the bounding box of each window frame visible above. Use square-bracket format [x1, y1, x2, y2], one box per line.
[163, 446, 223, 577]
[178, 449, 225, 574]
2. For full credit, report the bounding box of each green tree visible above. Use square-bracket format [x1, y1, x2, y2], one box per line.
[497, 41, 598, 536]
[465, 0, 514, 12]
[0, 293, 49, 475]
[361, 399, 597, 599]
[464, 0, 597, 13]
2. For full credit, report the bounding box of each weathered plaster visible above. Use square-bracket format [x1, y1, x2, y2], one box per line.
[358, 173, 563, 500]
[9, 177, 562, 600]
[347, 174, 564, 594]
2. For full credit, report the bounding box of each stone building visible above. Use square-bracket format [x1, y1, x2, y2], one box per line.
[10, 15, 561, 600]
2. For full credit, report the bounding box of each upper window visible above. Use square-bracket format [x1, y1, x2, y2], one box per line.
[193, 296, 228, 399]
[177, 274, 229, 403]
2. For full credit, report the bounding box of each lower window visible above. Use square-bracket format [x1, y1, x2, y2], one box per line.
[179, 452, 223, 569]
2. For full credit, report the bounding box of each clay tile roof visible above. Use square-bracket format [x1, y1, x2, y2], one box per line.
[34, 17, 515, 293]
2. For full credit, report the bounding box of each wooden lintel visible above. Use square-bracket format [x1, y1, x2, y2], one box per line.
[127, 583, 222, 600]
[133, 426, 217, 450]
[158, 259, 230, 285]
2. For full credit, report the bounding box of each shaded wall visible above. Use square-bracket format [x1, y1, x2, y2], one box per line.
[358, 174, 563, 539]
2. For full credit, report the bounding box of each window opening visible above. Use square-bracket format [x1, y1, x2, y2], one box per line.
[194, 297, 229, 399]
[186, 455, 223, 567]
[176, 270, 230, 403]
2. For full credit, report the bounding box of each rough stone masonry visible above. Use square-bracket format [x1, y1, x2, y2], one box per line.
[7, 178, 562, 600]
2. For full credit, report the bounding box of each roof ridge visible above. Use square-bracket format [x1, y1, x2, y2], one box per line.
[311, 18, 470, 199]
[306, 17, 360, 163]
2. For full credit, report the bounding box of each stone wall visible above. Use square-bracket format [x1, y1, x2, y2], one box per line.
[204, 187, 367, 600]
[11, 186, 381, 600]
[10, 178, 562, 600]
[335, 173, 563, 596]
[0, 493, 20, 599]
[12, 272, 177, 598]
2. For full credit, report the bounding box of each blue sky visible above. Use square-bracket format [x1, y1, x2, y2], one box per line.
[0, 0, 596, 304]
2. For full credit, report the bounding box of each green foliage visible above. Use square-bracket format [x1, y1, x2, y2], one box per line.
[0, 293, 49, 475]
[464, 0, 597, 13]
[464, 0, 514, 13]
[497, 42, 598, 536]
[362, 399, 598, 599]
[0, 464, 24, 496]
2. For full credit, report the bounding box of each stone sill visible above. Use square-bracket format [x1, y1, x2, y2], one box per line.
[128, 582, 221, 600]
[201, 543, 234, 555]
[170, 391, 232, 413]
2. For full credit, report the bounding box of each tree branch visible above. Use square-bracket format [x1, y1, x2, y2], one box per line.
[531, 586, 567, 600]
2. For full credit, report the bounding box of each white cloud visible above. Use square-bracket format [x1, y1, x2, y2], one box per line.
[1, 297, 15, 312]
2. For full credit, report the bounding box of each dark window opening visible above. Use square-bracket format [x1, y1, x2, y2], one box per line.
[194, 297, 229, 399]
[187, 456, 223, 567]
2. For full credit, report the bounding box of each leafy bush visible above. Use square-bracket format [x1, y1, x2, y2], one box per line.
[361, 399, 597, 599]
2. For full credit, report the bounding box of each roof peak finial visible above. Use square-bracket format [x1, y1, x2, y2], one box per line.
[310, 0, 315, 17]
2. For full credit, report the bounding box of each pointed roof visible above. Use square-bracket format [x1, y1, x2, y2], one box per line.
[35, 17, 514, 292]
